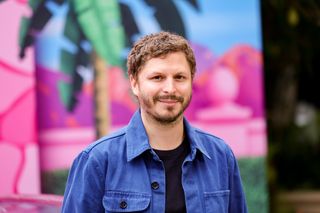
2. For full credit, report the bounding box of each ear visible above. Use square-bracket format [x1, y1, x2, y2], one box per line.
[129, 75, 139, 96]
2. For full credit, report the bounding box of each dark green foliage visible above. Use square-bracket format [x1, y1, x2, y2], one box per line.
[261, 2, 320, 212]
[238, 157, 269, 213]
[273, 123, 320, 189]
[41, 170, 69, 195]
[19, 0, 55, 59]
[262, 0, 320, 190]
[60, 50, 76, 75]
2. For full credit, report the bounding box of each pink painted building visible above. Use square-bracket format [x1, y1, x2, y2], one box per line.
[0, 0, 40, 195]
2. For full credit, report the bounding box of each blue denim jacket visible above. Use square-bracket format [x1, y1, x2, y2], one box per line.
[62, 111, 247, 212]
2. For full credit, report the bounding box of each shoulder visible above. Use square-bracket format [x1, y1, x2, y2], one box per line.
[190, 125, 234, 158]
[192, 127, 239, 173]
[194, 126, 229, 147]
[66, 127, 129, 181]
[194, 127, 225, 144]
[81, 126, 128, 157]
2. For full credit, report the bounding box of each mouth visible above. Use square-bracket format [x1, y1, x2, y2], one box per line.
[154, 95, 183, 104]
[159, 99, 179, 103]
[155, 96, 183, 109]
[158, 100, 179, 107]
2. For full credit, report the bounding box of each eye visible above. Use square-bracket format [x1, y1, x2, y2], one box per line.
[150, 75, 163, 81]
[175, 75, 186, 81]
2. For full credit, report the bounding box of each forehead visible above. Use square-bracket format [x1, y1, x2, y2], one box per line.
[140, 52, 190, 74]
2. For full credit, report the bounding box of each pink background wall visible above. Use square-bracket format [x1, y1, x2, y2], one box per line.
[0, 0, 40, 195]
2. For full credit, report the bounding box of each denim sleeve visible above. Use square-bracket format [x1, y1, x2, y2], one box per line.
[61, 151, 105, 213]
[227, 148, 248, 213]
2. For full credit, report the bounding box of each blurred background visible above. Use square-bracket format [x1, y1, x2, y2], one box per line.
[0, 0, 319, 212]
[262, 1, 320, 212]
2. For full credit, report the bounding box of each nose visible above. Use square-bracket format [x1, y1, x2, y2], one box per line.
[163, 78, 176, 93]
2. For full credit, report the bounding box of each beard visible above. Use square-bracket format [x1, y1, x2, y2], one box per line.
[140, 93, 192, 125]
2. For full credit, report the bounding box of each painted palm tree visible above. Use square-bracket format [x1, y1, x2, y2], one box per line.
[19, 0, 125, 137]
[71, 0, 125, 137]
[18, 0, 199, 137]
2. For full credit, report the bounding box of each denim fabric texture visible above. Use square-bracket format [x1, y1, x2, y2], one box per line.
[62, 111, 247, 213]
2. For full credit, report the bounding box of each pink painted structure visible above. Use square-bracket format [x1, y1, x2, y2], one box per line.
[193, 65, 266, 157]
[35, 65, 96, 171]
[0, 0, 40, 195]
[0, 0, 96, 195]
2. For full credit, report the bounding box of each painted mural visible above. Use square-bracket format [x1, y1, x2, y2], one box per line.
[0, 0, 268, 211]
[0, 0, 40, 195]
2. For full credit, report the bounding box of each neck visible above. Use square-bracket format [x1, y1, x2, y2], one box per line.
[141, 111, 185, 150]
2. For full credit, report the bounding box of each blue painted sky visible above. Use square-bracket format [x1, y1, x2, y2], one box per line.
[124, 0, 262, 56]
[35, 2, 71, 71]
[176, 0, 262, 55]
[36, 0, 262, 70]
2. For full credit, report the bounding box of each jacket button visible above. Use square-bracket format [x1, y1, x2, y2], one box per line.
[119, 200, 127, 209]
[151, 181, 159, 190]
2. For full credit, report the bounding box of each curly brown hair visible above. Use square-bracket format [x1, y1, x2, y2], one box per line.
[127, 31, 196, 80]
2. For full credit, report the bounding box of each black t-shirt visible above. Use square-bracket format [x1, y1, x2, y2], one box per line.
[154, 139, 190, 213]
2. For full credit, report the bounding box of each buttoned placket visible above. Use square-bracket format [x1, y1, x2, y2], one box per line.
[181, 148, 204, 213]
[144, 150, 166, 213]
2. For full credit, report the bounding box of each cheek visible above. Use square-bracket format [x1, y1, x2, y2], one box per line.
[179, 84, 192, 94]
[141, 83, 160, 95]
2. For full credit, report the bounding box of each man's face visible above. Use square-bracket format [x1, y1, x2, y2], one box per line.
[130, 52, 192, 125]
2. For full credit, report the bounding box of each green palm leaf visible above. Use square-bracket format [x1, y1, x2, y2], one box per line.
[71, 0, 125, 66]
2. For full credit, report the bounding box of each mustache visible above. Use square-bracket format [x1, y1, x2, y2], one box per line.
[154, 95, 184, 102]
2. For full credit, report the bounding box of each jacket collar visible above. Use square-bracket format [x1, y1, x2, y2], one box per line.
[183, 117, 211, 160]
[125, 110, 211, 162]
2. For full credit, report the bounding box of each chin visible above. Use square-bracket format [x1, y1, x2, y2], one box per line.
[153, 111, 183, 124]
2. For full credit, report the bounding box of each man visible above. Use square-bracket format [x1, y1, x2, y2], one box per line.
[62, 31, 247, 212]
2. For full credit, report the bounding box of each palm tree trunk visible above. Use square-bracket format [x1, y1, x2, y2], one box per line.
[93, 51, 110, 138]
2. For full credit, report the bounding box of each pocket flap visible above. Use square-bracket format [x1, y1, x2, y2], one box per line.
[204, 190, 230, 213]
[204, 190, 230, 197]
[103, 191, 151, 212]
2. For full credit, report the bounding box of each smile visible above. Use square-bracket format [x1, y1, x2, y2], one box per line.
[154, 95, 184, 103]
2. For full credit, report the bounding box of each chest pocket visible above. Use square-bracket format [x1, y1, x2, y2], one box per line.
[103, 191, 151, 212]
[204, 190, 230, 213]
